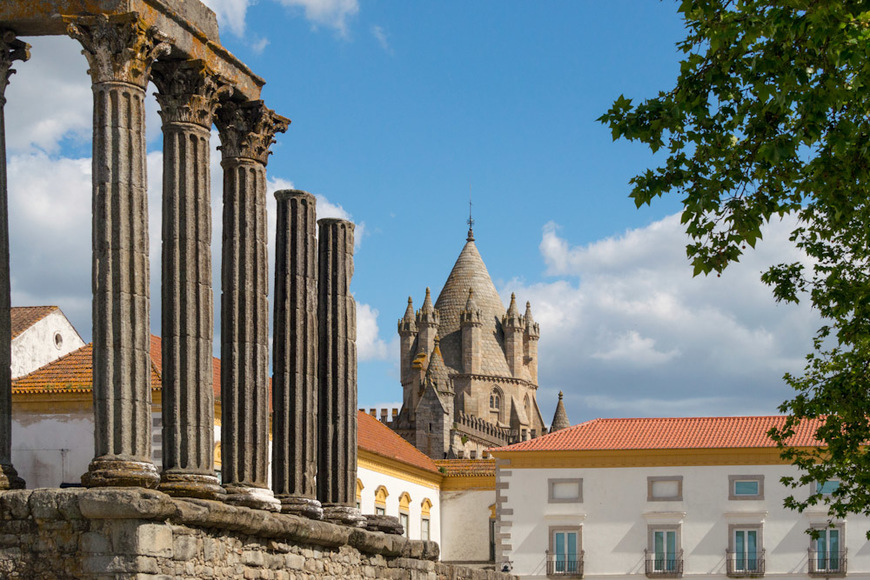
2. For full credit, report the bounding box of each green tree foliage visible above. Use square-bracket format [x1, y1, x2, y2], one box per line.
[599, 1, 870, 525]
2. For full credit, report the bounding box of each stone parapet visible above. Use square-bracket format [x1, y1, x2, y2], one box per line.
[0, 488, 516, 579]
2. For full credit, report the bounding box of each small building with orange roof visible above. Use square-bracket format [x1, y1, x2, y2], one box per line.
[489, 416, 869, 579]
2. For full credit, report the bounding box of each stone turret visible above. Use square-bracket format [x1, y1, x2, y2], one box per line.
[397, 297, 417, 388]
[524, 301, 540, 384]
[503, 293, 524, 378]
[415, 288, 439, 365]
[416, 338, 453, 458]
[550, 391, 570, 433]
[460, 288, 482, 375]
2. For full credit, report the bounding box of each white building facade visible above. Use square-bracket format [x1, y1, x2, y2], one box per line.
[491, 416, 865, 579]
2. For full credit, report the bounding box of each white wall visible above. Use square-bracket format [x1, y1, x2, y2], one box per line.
[12, 410, 93, 488]
[441, 488, 495, 563]
[357, 464, 441, 543]
[11, 310, 85, 379]
[502, 463, 870, 579]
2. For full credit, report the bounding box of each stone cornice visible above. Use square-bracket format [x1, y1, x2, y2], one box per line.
[215, 99, 290, 165]
[452, 373, 537, 390]
[0, 30, 29, 102]
[65, 13, 170, 89]
[152, 59, 229, 128]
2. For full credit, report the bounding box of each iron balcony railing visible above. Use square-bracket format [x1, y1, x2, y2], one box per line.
[644, 549, 684, 578]
[726, 549, 765, 577]
[808, 548, 847, 576]
[545, 550, 584, 577]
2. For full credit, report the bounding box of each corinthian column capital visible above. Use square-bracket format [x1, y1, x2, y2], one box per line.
[0, 30, 30, 103]
[215, 100, 290, 165]
[152, 60, 229, 128]
[65, 13, 170, 88]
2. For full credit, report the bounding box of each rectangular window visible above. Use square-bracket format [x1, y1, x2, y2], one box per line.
[813, 527, 843, 574]
[648, 476, 683, 501]
[375, 506, 385, 516]
[549, 478, 583, 503]
[421, 517, 430, 542]
[653, 530, 678, 572]
[816, 480, 840, 495]
[732, 528, 760, 573]
[729, 475, 764, 500]
[400, 513, 409, 538]
[548, 527, 581, 576]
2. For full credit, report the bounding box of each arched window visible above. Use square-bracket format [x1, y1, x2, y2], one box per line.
[399, 492, 412, 538]
[356, 479, 364, 509]
[374, 485, 389, 516]
[421, 498, 433, 542]
[490, 388, 501, 410]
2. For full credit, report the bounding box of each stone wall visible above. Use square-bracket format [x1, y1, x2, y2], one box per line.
[0, 488, 513, 580]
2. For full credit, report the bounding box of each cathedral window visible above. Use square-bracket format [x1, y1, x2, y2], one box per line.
[490, 389, 501, 410]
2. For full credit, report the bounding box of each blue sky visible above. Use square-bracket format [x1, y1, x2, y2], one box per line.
[5, 1, 818, 426]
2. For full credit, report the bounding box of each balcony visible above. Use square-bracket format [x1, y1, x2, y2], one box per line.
[644, 549, 683, 578]
[545, 550, 584, 578]
[726, 549, 765, 577]
[808, 549, 847, 577]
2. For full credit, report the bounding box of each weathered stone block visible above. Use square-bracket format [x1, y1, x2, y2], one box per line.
[0, 489, 31, 519]
[79, 489, 176, 520]
[80, 531, 111, 553]
[173, 534, 198, 561]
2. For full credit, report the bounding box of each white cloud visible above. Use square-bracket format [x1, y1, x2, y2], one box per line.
[591, 331, 680, 365]
[356, 303, 390, 361]
[250, 36, 271, 55]
[200, 0, 254, 36]
[276, 0, 360, 36]
[7, 152, 93, 333]
[371, 25, 392, 54]
[506, 213, 819, 424]
[4, 37, 91, 154]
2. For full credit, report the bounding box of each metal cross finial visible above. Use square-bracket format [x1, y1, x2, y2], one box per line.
[467, 187, 475, 241]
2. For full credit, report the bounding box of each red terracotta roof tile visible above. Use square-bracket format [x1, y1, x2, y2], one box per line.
[491, 416, 825, 453]
[357, 411, 440, 474]
[10, 306, 58, 339]
[12, 341, 161, 393]
[434, 459, 496, 477]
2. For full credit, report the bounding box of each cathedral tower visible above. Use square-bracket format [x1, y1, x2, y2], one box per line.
[394, 226, 547, 459]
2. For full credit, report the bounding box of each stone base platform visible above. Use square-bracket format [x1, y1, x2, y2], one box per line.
[0, 487, 515, 580]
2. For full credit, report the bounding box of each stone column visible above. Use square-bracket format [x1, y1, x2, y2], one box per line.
[215, 100, 288, 511]
[67, 14, 169, 488]
[0, 31, 28, 491]
[317, 219, 364, 526]
[272, 189, 321, 518]
[151, 60, 226, 500]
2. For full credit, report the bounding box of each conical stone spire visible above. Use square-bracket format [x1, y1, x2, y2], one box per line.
[503, 292, 522, 329]
[550, 391, 570, 433]
[398, 296, 416, 334]
[525, 301, 540, 338]
[425, 338, 451, 394]
[460, 288, 481, 326]
[417, 287, 438, 326]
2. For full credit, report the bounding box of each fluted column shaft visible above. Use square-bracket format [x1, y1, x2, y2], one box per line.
[152, 60, 225, 499]
[272, 190, 321, 518]
[0, 31, 28, 490]
[67, 13, 169, 488]
[216, 100, 288, 511]
[317, 219, 363, 526]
